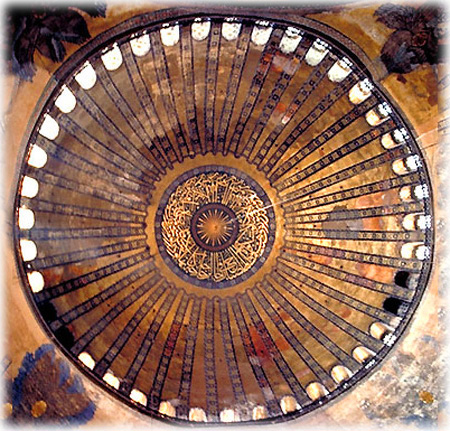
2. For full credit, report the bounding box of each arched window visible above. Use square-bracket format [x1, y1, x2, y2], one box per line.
[305, 39, 329, 66]
[252, 405, 268, 420]
[103, 371, 120, 389]
[220, 408, 238, 422]
[78, 352, 96, 370]
[21, 176, 39, 198]
[20, 239, 37, 261]
[352, 346, 375, 364]
[38, 115, 59, 141]
[27, 271, 45, 293]
[74, 61, 97, 89]
[331, 365, 352, 384]
[383, 297, 408, 316]
[55, 85, 76, 113]
[280, 395, 300, 413]
[159, 400, 176, 417]
[305, 382, 328, 401]
[251, 21, 272, 46]
[189, 407, 206, 422]
[328, 57, 352, 82]
[130, 389, 147, 406]
[18, 207, 35, 229]
[349, 79, 373, 104]
[394, 270, 410, 288]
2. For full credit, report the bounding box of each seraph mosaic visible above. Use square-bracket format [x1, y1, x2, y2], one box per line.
[4, 344, 95, 424]
[374, 3, 445, 74]
[6, 3, 106, 81]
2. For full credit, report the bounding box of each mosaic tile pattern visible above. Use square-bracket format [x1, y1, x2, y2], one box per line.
[12, 10, 434, 425]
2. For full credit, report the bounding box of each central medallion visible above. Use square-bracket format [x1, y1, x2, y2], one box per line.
[155, 166, 276, 288]
[190, 203, 239, 252]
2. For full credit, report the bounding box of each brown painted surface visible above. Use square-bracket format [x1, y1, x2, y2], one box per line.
[2, 1, 445, 429]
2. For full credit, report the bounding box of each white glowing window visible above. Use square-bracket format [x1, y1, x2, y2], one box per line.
[192, 19, 211, 41]
[365, 103, 392, 126]
[252, 405, 268, 420]
[130, 33, 151, 57]
[18, 207, 35, 229]
[381, 128, 407, 149]
[405, 155, 421, 171]
[370, 321, 391, 340]
[305, 39, 329, 66]
[349, 79, 373, 104]
[378, 102, 392, 117]
[382, 127, 409, 149]
[160, 24, 180, 46]
[402, 213, 418, 230]
[280, 395, 300, 413]
[103, 371, 120, 389]
[305, 382, 329, 401]
[393, 155, 421, 175]
[381, 133, 396, 149]
[130, 389, 147, 406]
[20, 239, 37, 262]
[417, 215, 432, 230]
[279, 27, 302, 54]
[101, 43, 123, 71]
[21, 176, 39, 198]
[28, 144, 48, 169]
[78, 352, 95, 370]
[27, 271, 45, 293]
[188, 407, 206, 422]
[401, 242, 428, 261]
[159, 401, 176, 417]
[55, 85, 76, 113]
[365, 110, 380, 127]
[416, 245, 430, 260]
[222, 20, 241, 41]
[392, 159, 409, 175]
[331, 365, 352, 384]
[414, 184, 429, 200]
[393, 128, 408, 144]
[75, 62, 97, 90]
[403, 214, 431, 231]
[399, 186, 412, 202]
[352, 346, 374, 364]
[251, 21, 273, 46]
[366, 109, 387, 126]
[328, 57, 352, 82]
[220, 408, 238, 422]
[38, 114, 59, 141]
[401, 242, 419, 259]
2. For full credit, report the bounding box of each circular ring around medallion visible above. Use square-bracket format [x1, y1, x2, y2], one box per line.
[155, 166, 276, 288]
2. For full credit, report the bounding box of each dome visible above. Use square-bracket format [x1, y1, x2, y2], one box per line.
[12, 9, 434, 425]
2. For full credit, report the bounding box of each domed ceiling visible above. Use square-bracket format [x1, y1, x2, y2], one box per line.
[13, 9, 434, 425]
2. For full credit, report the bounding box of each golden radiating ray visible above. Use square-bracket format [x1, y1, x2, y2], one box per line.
[196, 209, 233, 246]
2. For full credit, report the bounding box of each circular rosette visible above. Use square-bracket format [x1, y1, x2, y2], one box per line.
[156, 167, 275, 287]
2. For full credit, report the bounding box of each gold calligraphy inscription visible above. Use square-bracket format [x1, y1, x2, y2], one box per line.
[161, 172, 270, 282]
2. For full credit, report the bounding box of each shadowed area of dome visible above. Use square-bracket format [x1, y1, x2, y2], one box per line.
[13, 10, 433, 425]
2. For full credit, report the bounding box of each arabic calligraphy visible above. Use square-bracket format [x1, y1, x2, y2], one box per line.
[160, 172, 270, 283]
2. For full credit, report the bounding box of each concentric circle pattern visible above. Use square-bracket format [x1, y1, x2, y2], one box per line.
[191, 203, 239, 251]
[156, 166, 274, 288]
[14, 11, 433, 425]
